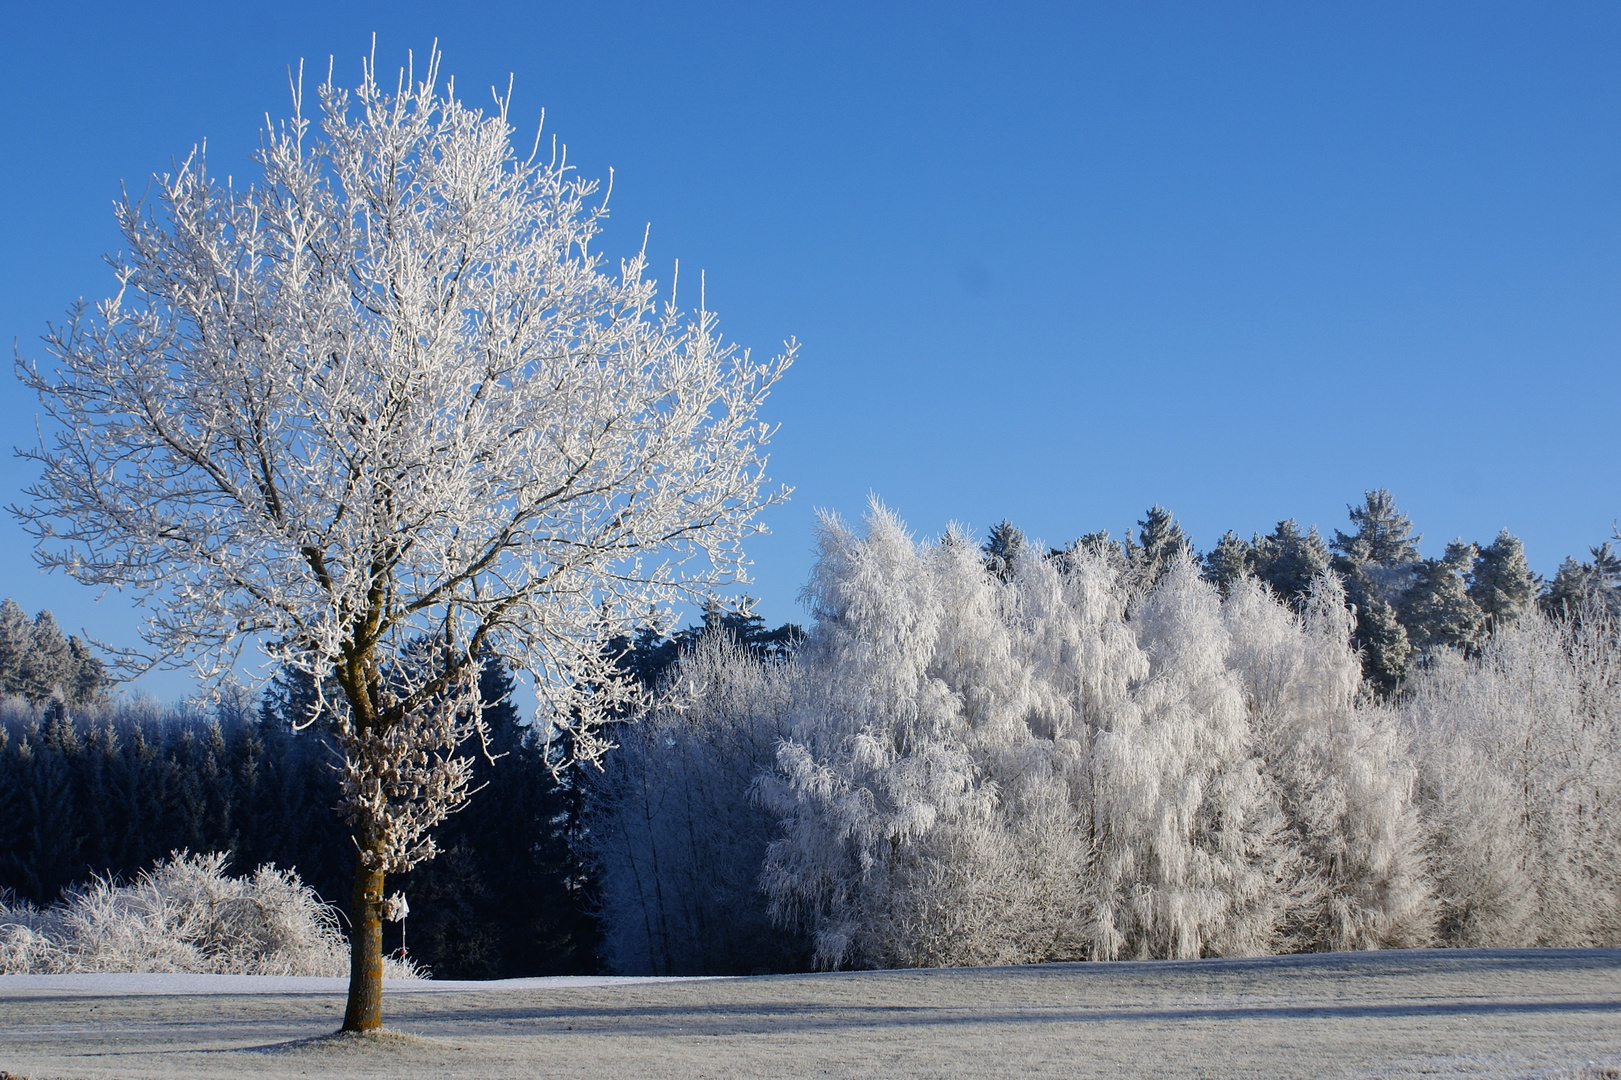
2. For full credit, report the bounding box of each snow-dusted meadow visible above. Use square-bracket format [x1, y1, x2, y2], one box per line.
[2, 949, 1618, 1079]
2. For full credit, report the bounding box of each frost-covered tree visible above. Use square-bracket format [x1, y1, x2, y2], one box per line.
[759, 505, 1007, 968]
[1124, 505, 1192, 592]
[1222, 575, 1431, 950]
[1054, 530, 1129, 578]
[1089, 557, 1282, 959]
[1468, 529, 1538, 631]
[760, 504, 1428, 968]
[15, 51, 788, 1029]
[1202, 531, 1253, 598]
[1249, 521, 1332, 608]
[1404, 609, 1621, 946]
[591, 632, 807, 975]
[981, 519, 1026, 583]
[1400, 541, 1483, 657]
[1003, 535, 1140, 961]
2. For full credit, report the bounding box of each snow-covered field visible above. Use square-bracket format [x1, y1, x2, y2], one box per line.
[1, 949, 1618, 1079]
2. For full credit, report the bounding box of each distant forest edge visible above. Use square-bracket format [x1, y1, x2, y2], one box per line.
[0, 607, 795, 978]
[1033, 488, 1615, 694]
[1, 489, 1618, 977]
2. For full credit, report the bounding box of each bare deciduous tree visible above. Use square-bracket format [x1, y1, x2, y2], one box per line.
[14, 49, 790, 1029]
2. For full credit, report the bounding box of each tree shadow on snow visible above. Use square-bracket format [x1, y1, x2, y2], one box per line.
[215, 1029, 458, 1057]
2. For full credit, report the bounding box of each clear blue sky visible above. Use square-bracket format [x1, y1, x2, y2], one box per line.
[2, 2, 1618, 701]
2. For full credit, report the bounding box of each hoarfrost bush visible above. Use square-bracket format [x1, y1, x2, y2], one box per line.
[0, 851, 422, 977]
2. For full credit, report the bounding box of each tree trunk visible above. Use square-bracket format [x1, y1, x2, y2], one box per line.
[342, 855, 386, 1032]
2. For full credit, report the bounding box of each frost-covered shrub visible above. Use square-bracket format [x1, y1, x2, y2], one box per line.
[0, 851, 421, 977]
[1405, 609, 1621, 946]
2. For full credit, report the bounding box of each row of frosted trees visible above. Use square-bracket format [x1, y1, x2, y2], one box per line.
[590, 502, 1621, 973]
[6, 498, 1616, 976]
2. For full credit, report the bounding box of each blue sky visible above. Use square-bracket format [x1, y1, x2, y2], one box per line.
[2, 2, 1618, 700]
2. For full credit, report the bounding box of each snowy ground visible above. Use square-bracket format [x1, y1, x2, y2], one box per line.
[1, 949, 1618, 1079]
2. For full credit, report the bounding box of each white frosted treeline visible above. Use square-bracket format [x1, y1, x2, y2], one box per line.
[0, 852, 420, 977]
[592, 500, 1621, 972]
[756, 504, 1429, 968]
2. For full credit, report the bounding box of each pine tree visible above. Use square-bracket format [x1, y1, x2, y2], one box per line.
[1124, 506, 1192, 592]
[0, 601, 107, 706]
[396, 654, 603, 977]
[982, 520, 1026, 583]
[1356, 598, 1412, 696]
[1401, 541, 1484, 656]
[0, 724, 24, 905]
[1541, 558, 1592, 617]
[1332, 489, 1422, 573]
[1468, 529, 1538, 631]
[21, 705, 85, 901]
[666, 597, 805, 666]
[71, 722, 117, 880]
[0, 601, 31, 691]
[1598, 540, 1621, 584]
[1332, 491, 1422, 689]
[66, 637, 108, 705]
[19, 613, 74, 705]
[1539, 541, 1621, 620]
[1202, 531, 1253, 597]
[1250, 520, 1331, 607]
[115, 719, 175, 883]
